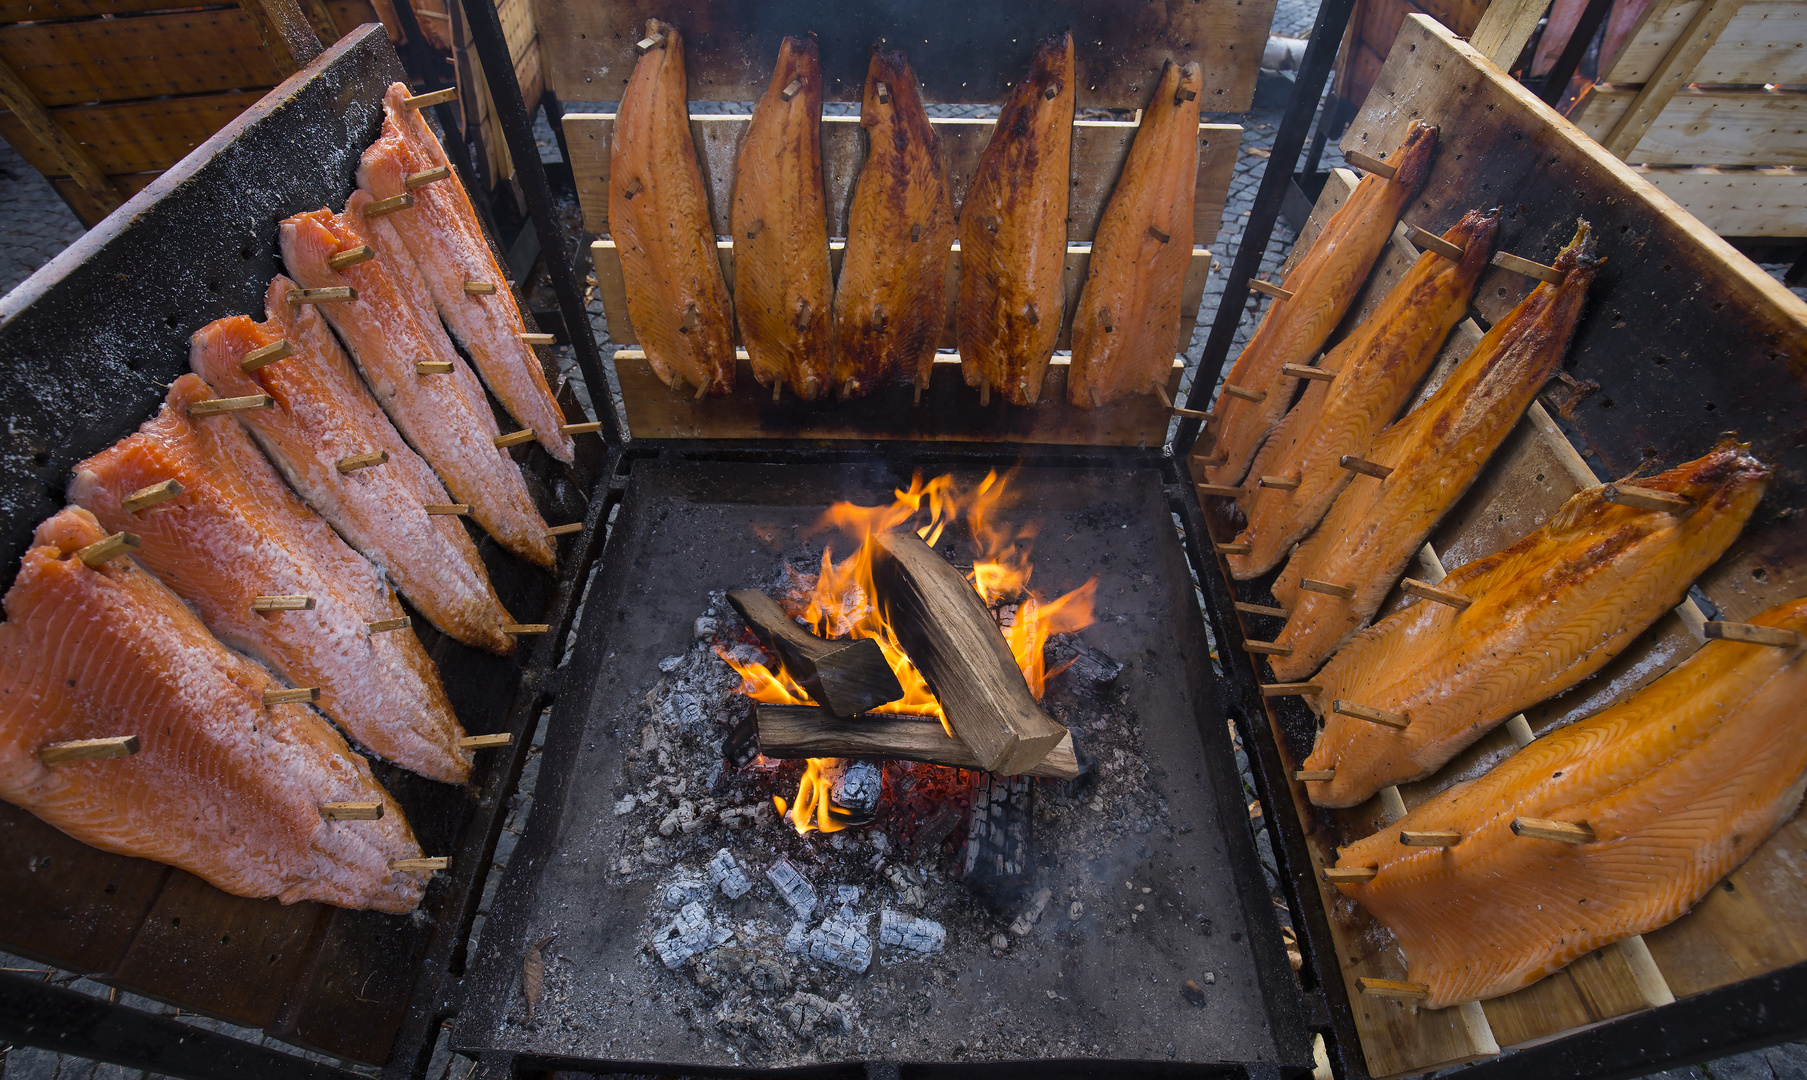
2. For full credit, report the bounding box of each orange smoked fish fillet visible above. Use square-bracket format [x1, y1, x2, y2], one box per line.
[1203, 121, 1436, 487]
[1228, 209, 1498, 579]
[1069, 60, 1201, 408]
[282, 199, 554, 568]
[957, 33, 1073, 406]
[69, 375, 473, 784]
[190, 279, 517, 654]
[0, 507, 427, 911]
[1269, 221, 1600, 680]
[608, 21, 735, 396]
[359, 83, 574, 463]
[831, 47, 956, 398]
[1334, 597, 1807, 1007]
[1302, 439, 1768, 808]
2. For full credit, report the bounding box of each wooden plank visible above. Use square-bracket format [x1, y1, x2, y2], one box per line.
[1470, 0, 1556, 67]
[532, 0, 1278, 111]
[236, 0, 323, 76]
[51, 170, 158, 227]
[1600, 0, 1749, 159]
[0, 53, 118, 205]
[0, 802, 169, 976]
[1632, 164, 1807, 235]
[1605, 0, 1807, 84]
[0, 9, 283, 107]
[0, 88, 264, 177]
[1571, 86, 1807, 166]
[267, 903, 435, 1064]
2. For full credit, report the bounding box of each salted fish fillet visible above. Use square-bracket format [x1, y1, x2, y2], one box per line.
[190, 280, 517, 655]
[0, 507, 427, 911]
[1203, 120, 1436, 487]
[1068, 60, 1201, 409]
[282, 200, 554, 568]
[359, 82, 574, 463]
[830, 47, 956, 398]
[731, 36, 834, 400]
[1268, 221, 1600, 680]
[1334, 598, 1807, 1008]
[607, 21, 735, 396]
[956, 32, 1073, 406]
[1228, 209, 1498, 579]
[69, 375, 473, 785]
[1302, 439, 1768, 808]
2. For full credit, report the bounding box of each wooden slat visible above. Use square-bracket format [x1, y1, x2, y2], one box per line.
[236, 0, 323, 76]
[1571, 86, 1807, 166]
[1633, 165, 1807, 235]
[1470, 0, 1556, 66]
[51, 170, 158, 227]
[0, 8, 283, 108]
[0, 802, 169, 976]
[1605, 0, 1807, 84]
[0, 88, 264, 177]
[1600, 0, 1749, 159]
[0, 52, 117, 205]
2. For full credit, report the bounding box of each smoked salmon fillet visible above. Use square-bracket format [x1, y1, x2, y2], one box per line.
[282, 198, 554, 568]
[1228, 209, 1498, 579]
[1068, 60, 1201, 408]
[607, 21, 736, 397]
[1202, 121, 1436, 487]
[0, 507, 428, 912]
[359, 82, 575, 463]
[831, 47, 956, 398]
[731, 36, 834, 401]
[1301, 439, 1768, 808]
[1268, 221, 1599, 680]
[190, 280, 517, 655]
[1333, 597, 1807, 1007]
[956, 33, 1073, 406]
[69, 375, 473, 785]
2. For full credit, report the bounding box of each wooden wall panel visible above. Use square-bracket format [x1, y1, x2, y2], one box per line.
[1604, 0, 1807, 84]
[1570, 86, 1807, 166]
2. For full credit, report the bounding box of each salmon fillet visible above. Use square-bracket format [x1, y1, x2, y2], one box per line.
[0, 507, 427, 911]
[731, 36, 834, 400]
[69, 375, 473, 784]
[1333, 597, 1807, 1007]
[956, 33, 1073, 406]
[830, 47, 956, 398]
[1203, 121, 1436, 487]
[282, 200, 554, 568]
[1268, 221, 1599, 680]
[1068, 60, 1201, 408]
[1228, 209, 1499, 579]
[607, 22, 736, 397]
[190, 280, 517, 655]
[1302, 439, 1768, 808]
[359, 82, 575, 463]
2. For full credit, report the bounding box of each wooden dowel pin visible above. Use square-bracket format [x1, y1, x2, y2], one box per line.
[320, 801, 383, 820]
[1155, 385, 1210, 420]
[1243, 640, 1293, 657]
[122, 479, 182, 513]
[1281, 363, 1335, 382]
[252, 595, 315, 612]
[188, 394, 272, 416]
[367, 616, 412, 633]
[493, 428, 536, 448]
[519, 332, 557, 345]
[1249, 279, 1293, 301]
[1215, 542, 1252, 555]
[1492, 251, 1567, 284]
[336, 450, 389, 474]
[240, 339, 294, 373]
[288, 287, 356, 305]
[635, 30, 666, 53]
[39, 735, 140, 765]
[561, 421, 603, 435]
[1294, 768, 1335, 781]
[415, 360, 453, 374]
[1236, 601, 1289, 618]
[401, 86, 459, 109]
[1604, 483, 1693, 513]
[1405, 224, 1466, 261]
[76, 532, 139, 568]
[1703, 620, 1805, 648]
[263, 687, 320, 706]
[780, 77, 804, 101]
[1399, 829, 1461, 847]
[1342, 150, 1397, 179]
[424, 504, 469, 515]
[388, 857, 449, 872]
[1221, 383, 1266, 403]
[1339, 455, 1393, 479]
[1196, 483, 1243, 497]
[463, 280, 498, 295]
[364, 194, 413, 217]
[1334, 700, 1409, 729]
[1300, 578, 1356, 600]
[1401, 577, 1473, 611]
[545, 523, 583, 537]
[404, 166, 451, 189]
[1358, 977, 1429, 1000]
[1261, 682, 1320, 697]
[1511, 817, 1596, 843]
[1258, 475, 1300, 491]
[327, 245, 373, 271]
[1324, 866, 1377, 882]
[458, 733, 513, 749]
[501, 623, 550, 635]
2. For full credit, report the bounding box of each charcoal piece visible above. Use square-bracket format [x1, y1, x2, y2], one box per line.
[960, 772, 1036, 896]
[805, 910, 872, 972]
[825, 758, 882, 824]
[766, 858, 818, 919]
[879, 909, 946, 954]
[836, 884, 861, 906]
[727, 589, 904, 715]
[651, 902, 729, 970]
[909, 800, 966, 861]
[708, 848, 753, 900]
[723, 700, 760, 769]
[1009, 886, 1053, 936]
[659, 872, 711, 910]
[1048, 636, 1124, 690]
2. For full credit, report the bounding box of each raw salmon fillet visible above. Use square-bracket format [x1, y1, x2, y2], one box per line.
[1068, 60, 1201, 408]
[731, 36, 834, 400]
[830, 47, 956, 398]
[0, 507, 427, 911]
[1302, 439, 1768, 808]
[1202, 121, 1436, 487]
[1268, 221, 1599, 680]
[956, 33, 1073, 406]
[607, 21, 736, 397]
[1333, 597, 1807, 1007]
[69, 375, 473, 784]
[190, 279, 517, 654]
[359, 82, 574, 463]
[282, 199, 554, 568]
[1228, 209, 1498, 579]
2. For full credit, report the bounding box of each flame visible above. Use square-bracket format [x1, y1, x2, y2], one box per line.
[720, 470, 1097, 835]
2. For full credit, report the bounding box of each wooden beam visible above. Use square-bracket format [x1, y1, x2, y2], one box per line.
[1469, 0, 1554, 69]
[1602, 0, 1750, 159]
[235, 0, 325, 77]
[726, 589, 905, 717]
[753, 704, 1080, 780]
[0, 56, 120, 207]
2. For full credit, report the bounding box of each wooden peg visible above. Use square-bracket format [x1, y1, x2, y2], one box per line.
[1324, 865, 1377, 882]
[1401, 577, 1473, 611]
[367, 616, 412, 633]
[1603, 483, 1693, 513]
[501, 623, 550, 635]
[875, 81, 890, 103]
[1196, 483, 1243, 497]
[1333, 700, 1409, 729]
[288, 287, 356, 305]
[1342, 150, 1398, 179]
[424, 504, 468, 516]
[1358, 977, 1429, 1000]
[493, 428, 536, 448]
[320, 801, 383, 820]
[1155, 385, 1210, 420]
[1244, 640, 1293, 657]
[188, 394, 273, 416]
[263, 687, 320, 706]
[544, 523, 583, 537]
[122, 479, 182, 513]
[364, 193, 414, 217]
[327, 245, 373, 271]
[388, 856, 450, 872]
[1704, 621, 1805, 648]
[780, 77, 804, 101]
[1399, 829, 1461, 847]
[1145, 224, 1172, 244]
[1281, 363, 1335, 382]
[402, 86, 459, 109]
[1511, 817, 1596, 843]
[1294, 768, 1335, 781]
[1215, 542, 1252, 555]
[1258, 475, 1300, 491]
[415, 360, 453, 374]
[1492, 251, 1567, 285]
[977, 378, 989, 407]
[458, 733, 513, 749]
[1194, 454, 1228, 466]
[560, 421, 603, 435]
[1221, 383, 1266, 403]
[1260, 682, 1320, 697]
[1405, 224, 1466, 261]
[1249, 279, 1293, 301]
[404, 165, 451, 189]
[1043, 82, 1059, 99]
[1339, 455, 1393, 479]
[76, 532, 140, 568]
[1300, 578, 1356, 600]
[519, 332, 557, 345]
[252, 595, 315, 612]
[39, 735, 140, 765]
[336, 450, 389, 474]
[1236, 601, 1290, 618]
[463, 280, 498, 295]
[1175, 86, 1198, 104]
[635, 31, 666, 53]
[240, 338, 295, 373]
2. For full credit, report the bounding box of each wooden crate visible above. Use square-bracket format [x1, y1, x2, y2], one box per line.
[1196, 14, 1807, 1077]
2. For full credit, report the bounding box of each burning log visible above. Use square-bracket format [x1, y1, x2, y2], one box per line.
[754, 704, 1082, 780]
[727, 589, 905, 715]
[870, 533, 1070, 774]
[961, 772, 1035, 895]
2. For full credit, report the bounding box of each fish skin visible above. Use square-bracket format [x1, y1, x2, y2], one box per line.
[606, 24, 736, 396]
[0, 506, 427, 912]
[1302, 439, 1769, 808]
[732, 36, 834, 400]
[1204, 120, 1437, 487]
[189, 282, 517, 655]
[956, 32, 1073, 406]
[1228, 209, 1499, 579]
[359, 83, 575, 463]
[831, 47, 956, 398]
[1269, 221, 1600, 680]
[1333, 597, 1807, 1008]
[1068, 61, 1201, 409]
[281, 200, 554, 568]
